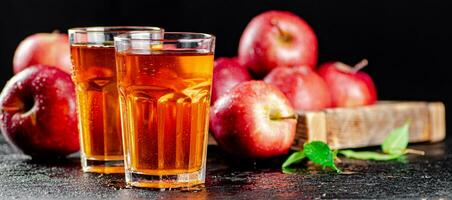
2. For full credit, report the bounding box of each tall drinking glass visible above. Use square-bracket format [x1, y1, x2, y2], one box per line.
[68, 27, 163, 174]
[114, 32, 215, 188]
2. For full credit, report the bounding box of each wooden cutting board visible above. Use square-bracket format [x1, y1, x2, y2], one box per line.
[293, 101, 446, 149]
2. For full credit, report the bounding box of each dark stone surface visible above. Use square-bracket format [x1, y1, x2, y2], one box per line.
[0, 135, 451, 199]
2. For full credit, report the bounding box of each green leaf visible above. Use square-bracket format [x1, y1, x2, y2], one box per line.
[282, 151, 306, 173]
[282, 167, 298, 174]
[382, 121, 410, 155]
[339, 150, 404, 161]
[333, 149, 339, 160]
[304, 141, 342, 173]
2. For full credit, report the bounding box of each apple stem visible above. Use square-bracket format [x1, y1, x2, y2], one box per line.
[270, 115, 297, 121]
[52, 30, 60, 34]
[271, 19, 292, 42]
[405, 148, 425, 155]
[352, 59, 368, 73]
[271, 20, 284, 34]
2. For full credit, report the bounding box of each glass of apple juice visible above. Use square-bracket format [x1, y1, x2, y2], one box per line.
[68, 27, 163, 174]
[114, 32, 215, 189]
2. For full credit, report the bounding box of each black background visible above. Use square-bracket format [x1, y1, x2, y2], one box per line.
[0, 0, 451, 126]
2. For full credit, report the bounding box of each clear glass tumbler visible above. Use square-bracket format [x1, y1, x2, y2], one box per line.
[114, 32, 215, 188]
[69, 27, 163, 174]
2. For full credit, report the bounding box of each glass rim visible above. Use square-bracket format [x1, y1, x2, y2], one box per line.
[68, 26, 163, 34]
[114, 32, 215, 43]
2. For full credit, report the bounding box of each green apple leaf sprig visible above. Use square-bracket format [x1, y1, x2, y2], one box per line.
[381, 121, 410, 155]
[282, 141, 341, 173]
[338, 150, 404, 161]
[282, 121, 424, 174]
[339, 121, 424, 160]
[282, 151, 306, 173]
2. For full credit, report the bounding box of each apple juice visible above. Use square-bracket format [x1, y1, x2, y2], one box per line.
[116, 50, 213, 177]
[70, 45, 123, 173]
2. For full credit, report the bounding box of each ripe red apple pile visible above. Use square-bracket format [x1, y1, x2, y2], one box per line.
[0, 32, 79, 158]
[210, 10, 377, 159]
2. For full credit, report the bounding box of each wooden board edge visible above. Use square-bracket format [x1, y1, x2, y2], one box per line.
[294, 111, 327, 150]
[428, 102, 446, 142]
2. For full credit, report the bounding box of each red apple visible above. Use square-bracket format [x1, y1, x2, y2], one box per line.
[318, 59, 377, 107]
[210, 81, 297, 159]
[211, 57, 252, 104]
[264, 66, 332, 111]
[238, 10, 318, 78]
[13, 32, 72, 74]
[0, 65, 79, 157]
